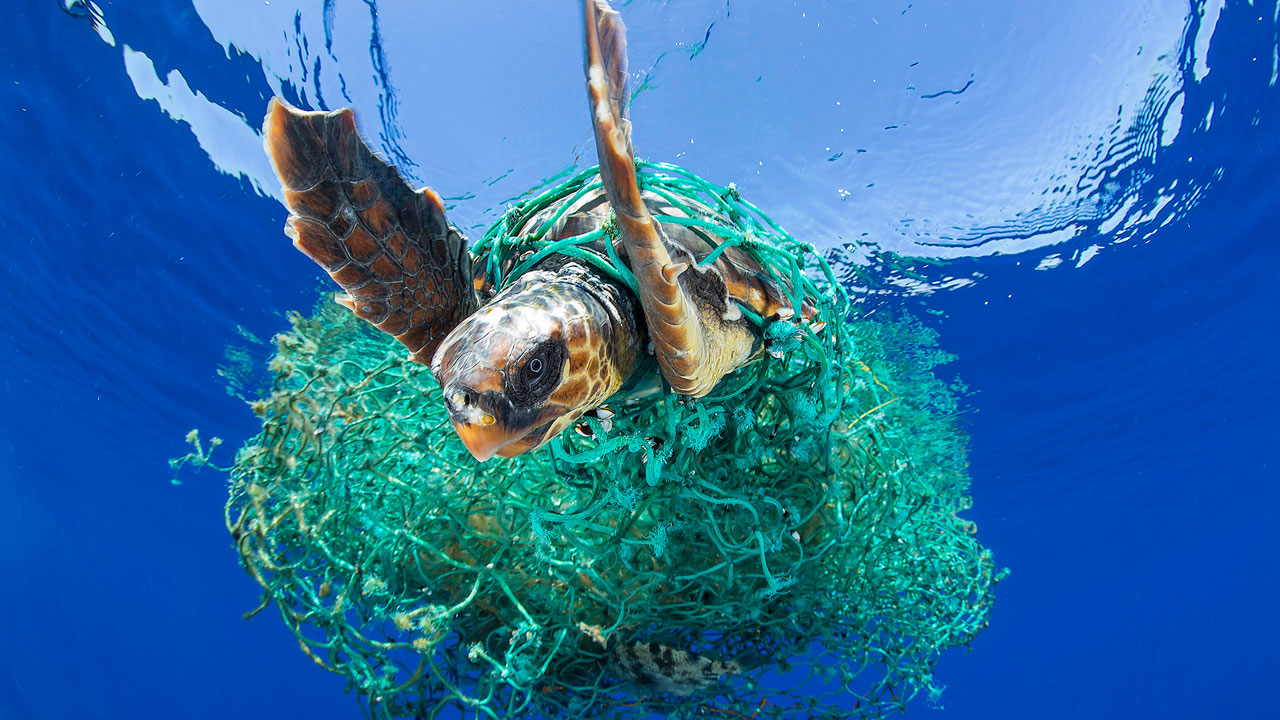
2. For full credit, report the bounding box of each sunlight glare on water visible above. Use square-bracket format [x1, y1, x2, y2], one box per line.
[91, 0, 1232, 282]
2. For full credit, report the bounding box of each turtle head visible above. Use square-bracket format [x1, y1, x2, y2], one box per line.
[430, 276, 632, 461]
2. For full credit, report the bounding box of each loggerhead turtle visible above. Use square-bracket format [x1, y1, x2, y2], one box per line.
[263, 0, 812, 462]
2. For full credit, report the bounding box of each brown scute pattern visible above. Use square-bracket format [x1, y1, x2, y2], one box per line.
[647, 194, 804, 322]
[384, 231, 408, 261]
[362, 199, 399, 238]
[285, 182, 340, 221]
[520, 185, 801, 325]
[287, 217, 348, 271]
[585, 5, 759, 397]
[368, 255, 400, 282]
[348, 179, 378, 209]
[353, 300, 390, 324]
[330, 264, 372, 290]
[584, 2, 646, 224]
[402, 245, 422, 273]
[588, 0, 632, 152]
[327, 211, 355, 240]
[264, 98, 478, 364]
[344, 225, 380, 263]
[354, 281, 391, 301]
[380, 309, 410, 336]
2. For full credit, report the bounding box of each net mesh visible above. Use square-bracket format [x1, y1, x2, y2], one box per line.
[181, 161, 1002, 719]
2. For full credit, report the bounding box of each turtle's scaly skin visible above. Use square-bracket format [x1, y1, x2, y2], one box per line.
[583, 0, 760, 397]
[265, 99, 646, 459]
[263, 0, 810, 459]
[432, 257, 642, 459]
[263, 101, 476, 364]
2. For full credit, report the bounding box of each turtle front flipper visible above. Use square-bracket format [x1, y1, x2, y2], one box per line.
[263, 98, 478, 366]
[584, 0, 758, 397]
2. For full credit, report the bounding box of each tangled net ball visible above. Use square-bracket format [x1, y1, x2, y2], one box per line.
[189, 163, 1002, 719]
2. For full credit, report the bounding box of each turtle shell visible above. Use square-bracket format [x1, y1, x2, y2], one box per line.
[474, 181, 804, 329]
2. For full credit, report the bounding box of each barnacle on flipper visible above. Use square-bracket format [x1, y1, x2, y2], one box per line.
[212, 163, 1001, 720]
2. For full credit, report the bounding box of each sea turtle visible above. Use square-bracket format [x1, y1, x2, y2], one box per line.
[263, 0, 809, 461]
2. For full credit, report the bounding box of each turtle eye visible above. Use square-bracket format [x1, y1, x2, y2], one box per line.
[506, 339, 566, 407]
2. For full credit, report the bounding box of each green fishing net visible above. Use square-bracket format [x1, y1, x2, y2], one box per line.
[189, 162, 1001, 719]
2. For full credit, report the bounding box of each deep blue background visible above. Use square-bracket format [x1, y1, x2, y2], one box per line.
[2, 1, 1276, 718]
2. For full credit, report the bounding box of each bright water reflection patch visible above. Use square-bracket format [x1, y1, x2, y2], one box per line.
[62, 0, 1275, 289]
[897, 2, 1227, 264]
[122, 46, 280, 200]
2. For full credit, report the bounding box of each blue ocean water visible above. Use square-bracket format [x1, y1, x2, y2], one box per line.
[1, 0, 1276, 718]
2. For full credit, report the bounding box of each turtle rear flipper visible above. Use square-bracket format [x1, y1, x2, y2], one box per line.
[264, 98, 477, 366]
[584, 0, 758, 397]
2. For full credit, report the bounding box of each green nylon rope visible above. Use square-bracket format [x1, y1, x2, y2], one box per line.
[183, 161, 1002, 720]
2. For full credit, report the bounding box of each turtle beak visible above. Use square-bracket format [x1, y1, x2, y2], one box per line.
[441, 380, 564, 461]
[451, 420, 525, 462]
[443, 383, 534, 461]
